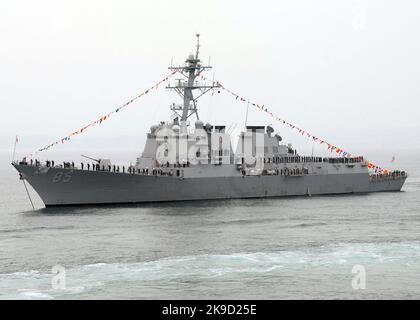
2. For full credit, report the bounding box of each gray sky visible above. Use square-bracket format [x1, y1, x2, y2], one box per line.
[1, 0, 419, 160]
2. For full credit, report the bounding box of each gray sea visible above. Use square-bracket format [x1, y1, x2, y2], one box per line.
[0, 150, 419, 300]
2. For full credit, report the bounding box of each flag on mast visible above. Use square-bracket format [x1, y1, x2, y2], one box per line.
[12, 135, 19, 161]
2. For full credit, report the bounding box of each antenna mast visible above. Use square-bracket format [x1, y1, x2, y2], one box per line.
[195, 33, 200, 59]
[166, 34, 220, 130]
[244, 99, 250, 129]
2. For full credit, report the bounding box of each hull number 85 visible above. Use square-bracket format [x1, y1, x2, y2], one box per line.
[52, 171, 73, 183]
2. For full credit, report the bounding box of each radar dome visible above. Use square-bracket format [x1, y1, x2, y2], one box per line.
[195, 120, 204, 129]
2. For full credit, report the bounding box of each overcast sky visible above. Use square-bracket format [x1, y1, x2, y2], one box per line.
[1, 0, 419, 160]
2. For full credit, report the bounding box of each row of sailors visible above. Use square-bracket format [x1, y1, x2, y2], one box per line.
[86, 165, 175, 176]
[19, 159, 72, 168]
[159, 161, 190, 168]
[18, 158, 177, 176]
[263, 156, 364, 164]
[370, 170, 407, 179]
[77, 163, 176, 176]
[243, 168, 309, 176]
[19, 159, 42, 166]
[20, 156, 365, 168]
[274, 168, 309, 176]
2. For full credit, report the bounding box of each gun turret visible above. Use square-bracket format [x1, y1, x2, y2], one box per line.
[81, 154, 100, 163]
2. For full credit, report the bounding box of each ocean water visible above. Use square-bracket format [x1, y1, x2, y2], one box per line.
[0, 151, 419, 300]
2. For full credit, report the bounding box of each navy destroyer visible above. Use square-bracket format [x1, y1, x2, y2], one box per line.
[12, 35, 407, 207]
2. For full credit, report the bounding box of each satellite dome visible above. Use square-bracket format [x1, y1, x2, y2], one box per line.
[150, 125, 158, 133]
[195, 120, 204, 129]
[205, 123, 212, 132]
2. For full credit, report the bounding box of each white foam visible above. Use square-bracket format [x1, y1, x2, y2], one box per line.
[2, 241, 420, 299]
[19, 290, 53, 300]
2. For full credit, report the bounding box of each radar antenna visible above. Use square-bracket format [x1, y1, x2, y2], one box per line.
[195, 34, 200, 59]
[166, 35, 220, 131]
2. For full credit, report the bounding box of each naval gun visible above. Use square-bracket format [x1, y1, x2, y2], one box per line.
[81, 155, 111, 167]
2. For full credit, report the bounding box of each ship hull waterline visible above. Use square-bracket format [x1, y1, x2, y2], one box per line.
[12, 164, 407, 208]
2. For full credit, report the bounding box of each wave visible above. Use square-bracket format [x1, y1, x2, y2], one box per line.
[0, 226, 75, 234]
[1, 241, 420, 299]
[292, 222, 328, 228]
[213, 218, 278, 226]
[18, 290, 54, 300]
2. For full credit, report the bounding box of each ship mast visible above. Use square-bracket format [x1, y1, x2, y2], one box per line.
[167, 34, 220, 131]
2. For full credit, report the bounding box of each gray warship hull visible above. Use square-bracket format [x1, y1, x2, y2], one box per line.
[13, 163, 406, 207]
[13, 37, 408, 207]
